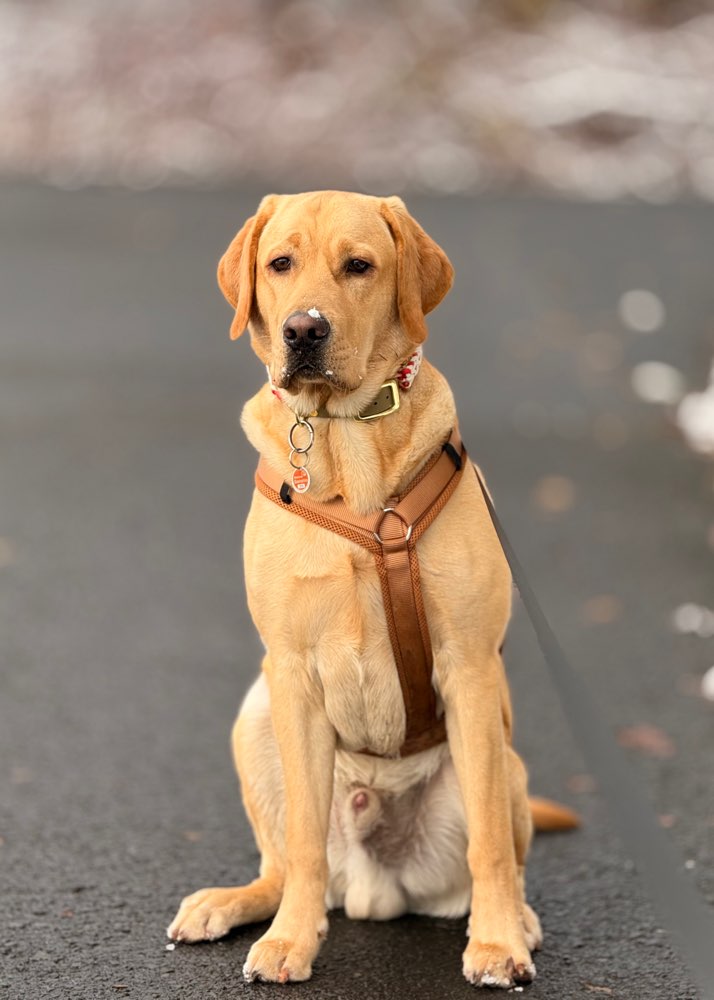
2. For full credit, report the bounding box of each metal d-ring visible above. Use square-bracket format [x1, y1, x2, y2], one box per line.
[289, 449, 310, 470]
[288, 416, 315, 454]
[373, 507, 413, 545]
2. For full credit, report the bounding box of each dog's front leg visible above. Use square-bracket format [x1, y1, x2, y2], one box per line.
[243, 657, 336, 984]
[443, 654, 535, 989]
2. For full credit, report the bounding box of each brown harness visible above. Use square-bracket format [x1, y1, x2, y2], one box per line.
[255, 429, 466, 757]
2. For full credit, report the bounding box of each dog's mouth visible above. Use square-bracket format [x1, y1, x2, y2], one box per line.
[278, 359, 352, 393]
[284, 362, 328, 387]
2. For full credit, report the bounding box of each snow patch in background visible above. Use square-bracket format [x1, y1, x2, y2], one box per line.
[631, 362, 686, 406]
[676, 362, 714, 455]
[672, 603, 714, 639]
[701, 665, 714, 702]
[618, 289, 665, 333]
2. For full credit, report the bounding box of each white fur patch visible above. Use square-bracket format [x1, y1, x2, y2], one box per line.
[307, 307, 321, 319]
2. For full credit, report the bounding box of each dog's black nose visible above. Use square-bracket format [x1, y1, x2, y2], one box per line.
[282, 311, 330, 349]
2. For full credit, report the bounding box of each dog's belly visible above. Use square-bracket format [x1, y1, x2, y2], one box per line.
[237, 674, 470, 922]
[326, 746, 470, 920]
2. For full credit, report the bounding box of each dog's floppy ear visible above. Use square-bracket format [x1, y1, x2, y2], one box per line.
[379, 196, 454, 344]
[217, 195, 279, 341]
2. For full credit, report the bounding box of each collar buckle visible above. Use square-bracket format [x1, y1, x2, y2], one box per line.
[356, 380, 400, 421]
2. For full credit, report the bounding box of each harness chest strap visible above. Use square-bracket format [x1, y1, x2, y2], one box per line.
[254, 429, 466, 757]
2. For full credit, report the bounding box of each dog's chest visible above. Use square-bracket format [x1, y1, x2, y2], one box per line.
[245, 499, 409, 755]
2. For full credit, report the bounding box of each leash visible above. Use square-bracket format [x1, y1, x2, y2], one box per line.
[474, 469, 714, 1000]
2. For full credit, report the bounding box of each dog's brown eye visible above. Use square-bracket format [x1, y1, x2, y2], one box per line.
[270, 257, 292, 272]
[346, 259, 371, 274]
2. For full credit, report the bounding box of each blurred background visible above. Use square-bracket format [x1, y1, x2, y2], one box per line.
[3, 0, 714, 203]
[1, 2, 713, 998]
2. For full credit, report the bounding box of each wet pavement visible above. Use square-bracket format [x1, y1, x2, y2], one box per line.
[0, 184, 712, 999]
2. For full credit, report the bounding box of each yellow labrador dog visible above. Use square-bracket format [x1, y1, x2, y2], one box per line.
[167, 192, 575, 989]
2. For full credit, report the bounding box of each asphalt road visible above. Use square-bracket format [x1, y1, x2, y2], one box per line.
[1, 184, 712, 1000]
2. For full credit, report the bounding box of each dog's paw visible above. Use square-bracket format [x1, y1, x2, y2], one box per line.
[243, 936, 314, 983]
[463, 941, 536, 989]
[167, 887, 245, 943]
[242, 912, 328, 984]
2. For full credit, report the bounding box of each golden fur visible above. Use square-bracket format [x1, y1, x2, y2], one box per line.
[167, 191, 575, 989]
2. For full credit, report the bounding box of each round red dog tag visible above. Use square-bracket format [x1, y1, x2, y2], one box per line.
[292, 467, 310, 493]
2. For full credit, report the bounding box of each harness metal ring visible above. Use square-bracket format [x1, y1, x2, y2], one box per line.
[373, 507, 413, 545]
[289, 449, 310, 470]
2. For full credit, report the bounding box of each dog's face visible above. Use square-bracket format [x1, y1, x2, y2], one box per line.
[218, 191, 453, 414]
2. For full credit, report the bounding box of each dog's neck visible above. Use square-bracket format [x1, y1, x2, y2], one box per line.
[266, 348, 423, 421]
[241, 359, 457, 515]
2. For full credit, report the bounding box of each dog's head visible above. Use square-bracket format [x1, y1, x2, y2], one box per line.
[218, 191, 453, 414]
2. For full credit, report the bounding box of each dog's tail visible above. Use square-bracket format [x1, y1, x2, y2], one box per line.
[529, 795, 580, 832]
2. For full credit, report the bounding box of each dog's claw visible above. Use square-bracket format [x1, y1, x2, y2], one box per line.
[463, 943, 536, 989]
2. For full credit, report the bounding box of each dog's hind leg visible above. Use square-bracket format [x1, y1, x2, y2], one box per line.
[167, 675, 285, 943]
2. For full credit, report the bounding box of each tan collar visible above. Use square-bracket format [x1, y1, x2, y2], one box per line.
[311, 379, 400, 421]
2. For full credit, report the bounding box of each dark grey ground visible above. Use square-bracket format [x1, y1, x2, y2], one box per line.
[1, 185, 712, 1000]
